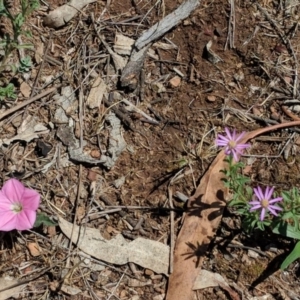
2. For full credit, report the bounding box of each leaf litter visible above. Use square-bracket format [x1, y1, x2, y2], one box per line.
[1, 0, 300, 299]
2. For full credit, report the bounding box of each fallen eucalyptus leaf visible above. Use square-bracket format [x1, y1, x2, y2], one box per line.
[59, 217, 169, 275]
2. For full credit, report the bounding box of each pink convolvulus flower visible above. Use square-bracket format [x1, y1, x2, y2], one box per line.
[0, 179, 40, 231]
[249, 186, 283, 221]
[215, 127, 251, 161]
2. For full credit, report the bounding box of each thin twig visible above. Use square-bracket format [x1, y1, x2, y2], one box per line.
[0, 86, 59, 121]
[66, 164, 83, 268]
[107, 266, 128, 300]
[168, 186, 174, 274]
[30, 31, 53, 97]
[225, 0, 235, 50]
[122, 98, 160, 125]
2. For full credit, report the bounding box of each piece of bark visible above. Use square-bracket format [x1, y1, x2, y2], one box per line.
[135, 0, 200, 50]
[43, 0, 96, 28]
[120, 46, 149, 89]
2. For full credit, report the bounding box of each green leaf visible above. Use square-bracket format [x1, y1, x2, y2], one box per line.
[13, 13, 25, 28]
[272, 220, 300, 239]
[34, 214, 58, 227]
[15, 43, 34, 49]
[280, 241, 300, 270]
[0, 83, 17, 101]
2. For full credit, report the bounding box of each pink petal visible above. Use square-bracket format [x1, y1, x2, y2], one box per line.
[216, 139, 229, 146]
[269, 197, 283, 204]
[265, 186, 274, 200]
[232, 151, 239, 162]
[225, 127, 233, 140]
[250, 205, 261, 211]
[0, 210, 17, 231]
[260, 208, 266, 221]
[0, 191, 14, 207]
[268, 207, 279, 216]
[21, 188, 40, 211]
[2, 179, 25, 202]
[269, 205, 283, 211]
[236, 144, 250, 150]
[249, 201, 260, 205]
[254, 187, 264, 200]
[235, 131, 246, 142]
[14, 210, 36, 230]
[232, 129, 238, 140]
[217, 135, 230, 142]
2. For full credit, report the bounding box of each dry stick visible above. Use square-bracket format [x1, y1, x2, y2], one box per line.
[100, 194, 137, 228]
[135, 0, 200, 50]
[225, 0, 235, 50]
[168, 186, 175, 274]
[30, 31, 53, 97]
[107, 266, 128, 300]
[121, 98, 160, 125]
[66, 164, 83, 269]
[79, 87, 84, 149]
[245, 120, 300, 140]
[0, 255, 69, 293]
[0, 86, 59, 121]
[225, 107, 300, 134]
[281, 105, 300, 121]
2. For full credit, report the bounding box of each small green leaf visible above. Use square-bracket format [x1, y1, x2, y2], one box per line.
[281, 241, 300, 270]
[15, 43, 34, 49]
[34, 214, 58, 227]
[272, 220, 300, 239]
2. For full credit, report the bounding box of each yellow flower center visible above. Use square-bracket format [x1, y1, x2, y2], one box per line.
[228, 140, 236, 149]
[12, 202, 23, 213]
[261, 199, 269, 208]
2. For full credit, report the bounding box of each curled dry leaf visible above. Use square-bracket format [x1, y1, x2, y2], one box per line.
[43, 0, 96, 28]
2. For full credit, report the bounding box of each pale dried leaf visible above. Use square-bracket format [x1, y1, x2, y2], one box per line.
[114, 33, 135, 56]
[61, 284, 82, 295]
[20, 81, 31, 97]
[43, 0, 96, 28]
[34, 41, 44, 64]
[87, 76, 107, 109]
[249, 295, 275, 300]
[169, 76, 181, 88]
[0, 276, 26, 300]
[193, 269, 229, 290]
[1, 116, 49, 146]
[59, 217, 170, 275]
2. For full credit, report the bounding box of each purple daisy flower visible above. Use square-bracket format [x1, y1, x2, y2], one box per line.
[215, 127, 251, 161]
[249, 186, 283, 221]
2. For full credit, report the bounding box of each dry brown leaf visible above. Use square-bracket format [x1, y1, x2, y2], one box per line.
[27, 242, 40, 257]
[34, 40, 44, 64]
[166, 121, 300, 300]
[20, 81, 31, 97]
[166, 151, 228, 300]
